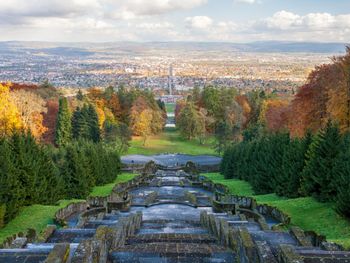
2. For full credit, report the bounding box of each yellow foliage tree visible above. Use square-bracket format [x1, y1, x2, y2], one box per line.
[0, 83, 22, 136]
[131, 109, 152, 146]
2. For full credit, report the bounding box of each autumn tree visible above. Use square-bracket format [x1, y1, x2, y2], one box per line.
[131, 109, 153, 146]
[0, 83, 22, 137]
[327, 47, 350, 132]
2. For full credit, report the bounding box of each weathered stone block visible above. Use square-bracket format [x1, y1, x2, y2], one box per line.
[45, 243, 70, 263]
[10, 237, 27, 248]
[290, 227, 313, 247]
[278, 244, 304, 263]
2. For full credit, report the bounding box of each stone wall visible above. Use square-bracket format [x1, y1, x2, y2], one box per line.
[71, 212, 143, 263]
[54, 202, 87, 225]
[200, 211, 262, 263]
[0, 228, 37, 248]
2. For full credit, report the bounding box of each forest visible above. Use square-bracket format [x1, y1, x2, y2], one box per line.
[0, 83, 166, 226]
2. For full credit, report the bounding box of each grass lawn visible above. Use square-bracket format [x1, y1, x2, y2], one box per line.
[0, 172, 137, 244]
[126, 128, 217, 156]
[0, 200, 83, 244]
[165, 103, 175, 114]
[204, 172, 350, 249]
[90, 173, 136, 197]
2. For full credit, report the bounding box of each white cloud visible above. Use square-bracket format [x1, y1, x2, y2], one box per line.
[234, 0, 257, 4]
[185, 16, 213, 30]
[258, 10, 350, 31]
[109, 0, 207, 19]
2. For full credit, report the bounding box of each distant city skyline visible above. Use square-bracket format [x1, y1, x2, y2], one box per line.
[0, 0, 349, 43]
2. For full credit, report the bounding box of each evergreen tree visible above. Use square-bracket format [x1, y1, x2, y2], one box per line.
[87, 104, 101, 143]
[72, 106, 90, 141]
[334, 134, 350, 217]
[76, 89, 84, 101]
[0, 138, 22, 222]
[61, 144, 91, 199]
[55, 97, 72, 146]
[300, 121, 342, 201]
[276, 138, 304, 198]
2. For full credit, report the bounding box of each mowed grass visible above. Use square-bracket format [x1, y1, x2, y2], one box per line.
[204, 172, 350, 249]
[165, 103, 175, 114]
[126, 128, 217, 156]
[89, 173, 136, 197]
[0, 200, 83, 244]
[0, 172, 137, 244]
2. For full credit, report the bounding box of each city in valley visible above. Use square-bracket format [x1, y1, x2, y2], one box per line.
[0, 41, 344, 95]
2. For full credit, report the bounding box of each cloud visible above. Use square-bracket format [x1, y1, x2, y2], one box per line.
[233, 0, 257, 4]
[108, 0, 207, 19]
[258, 10, 350, 31]
[185, 16, 213, 30]
[0, 0, 101, 18]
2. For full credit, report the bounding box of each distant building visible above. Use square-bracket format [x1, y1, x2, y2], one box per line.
[157, 95, 183, 104]
[168, 64, 174, 95]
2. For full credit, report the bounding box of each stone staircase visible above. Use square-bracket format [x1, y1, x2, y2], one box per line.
[1, 168, 350, 262]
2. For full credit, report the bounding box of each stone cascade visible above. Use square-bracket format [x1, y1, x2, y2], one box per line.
[1, 166, 350, 262]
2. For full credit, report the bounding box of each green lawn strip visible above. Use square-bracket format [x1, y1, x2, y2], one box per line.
[0, 200, 83, 244]
[126, 129, 217, 156]
[89, 173, 137, 197]
[203, 172, 350, 249]
[0, 172, 137, 244]
[165, 103, 175, 114]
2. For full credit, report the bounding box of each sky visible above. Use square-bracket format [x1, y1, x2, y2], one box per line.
[0, 0, 350, 43]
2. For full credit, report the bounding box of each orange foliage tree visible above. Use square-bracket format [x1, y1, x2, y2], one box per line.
[327, 47, 350, 132]
[0, 83, 22, 136]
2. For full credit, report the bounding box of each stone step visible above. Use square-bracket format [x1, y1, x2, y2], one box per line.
[109, 251, 235, 263]
[112, 242, 232, 257]
[0, 250, 50, 263]
[126, 233, 218, 245]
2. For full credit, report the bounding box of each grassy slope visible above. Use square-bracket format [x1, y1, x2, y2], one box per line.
[90, 173, 136, 197]
[0, 200, 82, 243]
[204, 173, 350, 248]
[126, 128, 216, 156]
[0, 173, 136, 243]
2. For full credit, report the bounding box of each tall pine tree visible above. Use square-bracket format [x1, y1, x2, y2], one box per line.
[300, 121, 342, 202]
[55, 97, 72, 147]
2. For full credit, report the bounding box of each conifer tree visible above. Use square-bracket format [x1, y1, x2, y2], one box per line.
[300, 120, 342, 201]
[55, 97, 72, 146]
[334, 134, 350, 217]
[87, 104, 101, 143]
[0, 138, 22, 222]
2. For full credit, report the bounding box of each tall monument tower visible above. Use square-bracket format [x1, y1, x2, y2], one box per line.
[168, 64, 174, 95]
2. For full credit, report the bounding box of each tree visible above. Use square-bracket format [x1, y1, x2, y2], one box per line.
[88, 104, 101, 143]
[300, 121, 342, 201]
[55, 97, 72, 146]
[103, 120, 131, 154]
[0, 83, 22, 137]
[71, 104, 100, 142]
[334, 134, 350, 217]
[10, 89, 48, 139]
[76, 89, 84, 101]
[132, 109, 153, 146]
[327, 47, 350, 132]
[177, 102, 205, 140]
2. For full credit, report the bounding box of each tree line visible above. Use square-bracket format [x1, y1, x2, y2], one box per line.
[0, 132, 121, 226]
[221, 121, 350, 218]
